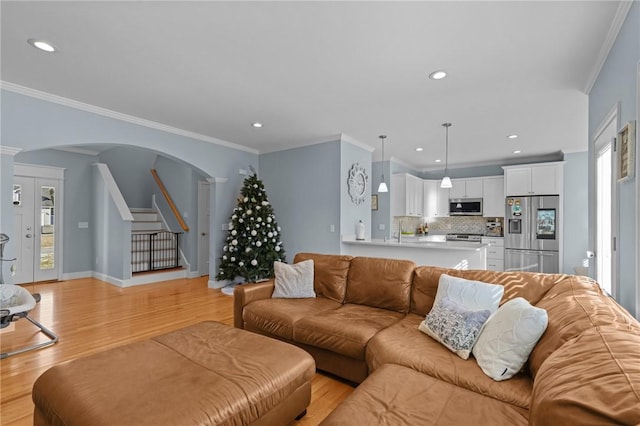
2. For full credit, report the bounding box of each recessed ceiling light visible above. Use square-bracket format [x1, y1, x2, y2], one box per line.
[435, 159, 441, 163]
[507, 134, 518, 139]
[428, 70, 447, 80]
[513, 150, 521, 154]
[252, 122, 263, 128]
[28, 39, 56, 53]
[415, 147, 424, 152]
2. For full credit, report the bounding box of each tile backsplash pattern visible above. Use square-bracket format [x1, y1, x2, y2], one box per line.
[393, 216, 502, 236]
[427, 216, 487, 235]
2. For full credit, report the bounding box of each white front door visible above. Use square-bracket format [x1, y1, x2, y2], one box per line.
[12, 176, 61, 283]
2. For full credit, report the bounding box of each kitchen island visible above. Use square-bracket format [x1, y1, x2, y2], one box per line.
[341, 235, 488, 270]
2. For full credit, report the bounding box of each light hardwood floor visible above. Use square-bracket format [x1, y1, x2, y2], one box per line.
[0, 277, 354, 425]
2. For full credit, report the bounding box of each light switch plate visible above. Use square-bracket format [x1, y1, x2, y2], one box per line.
[78, 222, 89, 229]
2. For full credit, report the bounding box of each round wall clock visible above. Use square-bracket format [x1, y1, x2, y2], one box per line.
[347, 163, 368, 205]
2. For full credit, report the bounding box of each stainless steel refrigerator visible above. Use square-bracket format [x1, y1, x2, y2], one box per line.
[504, 195, 559, 273]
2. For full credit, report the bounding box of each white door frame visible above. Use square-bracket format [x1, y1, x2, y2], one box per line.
[197, 180, 212, 277]
[591, 104, 619, 297]
[14, 163, 65, 283]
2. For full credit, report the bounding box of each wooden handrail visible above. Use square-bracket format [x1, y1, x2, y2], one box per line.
[150, 169, 189, 232]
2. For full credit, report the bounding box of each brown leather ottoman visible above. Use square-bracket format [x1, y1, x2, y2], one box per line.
[32, 321, 315, 426]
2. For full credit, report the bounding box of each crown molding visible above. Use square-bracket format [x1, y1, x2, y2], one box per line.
[0, 81, 259, 155]
[584, 1, 633, 94]
[389, 156, 418, 171]
[0, 146, 22, 156]
[340, 133, 375, 153]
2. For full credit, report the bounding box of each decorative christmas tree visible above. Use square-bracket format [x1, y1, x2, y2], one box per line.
[216, 173, 286, 283]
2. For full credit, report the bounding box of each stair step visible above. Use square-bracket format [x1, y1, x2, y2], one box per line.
[131, 212, 159, 222]
[132, 221, 163, 231]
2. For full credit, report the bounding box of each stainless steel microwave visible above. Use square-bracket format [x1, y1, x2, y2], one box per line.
[449, 198, 483, 216]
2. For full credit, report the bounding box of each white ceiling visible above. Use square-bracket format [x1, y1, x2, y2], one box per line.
[0, 1, 625, 169]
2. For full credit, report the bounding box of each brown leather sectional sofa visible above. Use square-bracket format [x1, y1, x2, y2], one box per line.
[233, 253, 640, 425]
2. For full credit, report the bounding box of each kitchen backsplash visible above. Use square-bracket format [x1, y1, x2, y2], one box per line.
[393, 216, 503, 236]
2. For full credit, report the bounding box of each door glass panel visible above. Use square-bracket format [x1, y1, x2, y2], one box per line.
[13, 184, 22, 206]
[596, 145, 612, 294]
[40, 186, 55, 270]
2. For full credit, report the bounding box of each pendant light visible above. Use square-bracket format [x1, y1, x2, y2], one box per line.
[378, 135, 389, 193]
[440, 123, 453, 188]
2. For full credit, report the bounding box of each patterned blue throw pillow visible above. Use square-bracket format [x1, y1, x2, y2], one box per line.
[419, 296, 491, 359]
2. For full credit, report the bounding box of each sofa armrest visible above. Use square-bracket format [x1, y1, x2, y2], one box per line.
[233, 280, 275, 329]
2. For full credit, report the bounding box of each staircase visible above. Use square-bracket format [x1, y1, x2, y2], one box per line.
[130, 208, 181, 273]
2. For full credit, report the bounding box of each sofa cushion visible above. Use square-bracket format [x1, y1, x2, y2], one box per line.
[366, 314, 533, 409]
[410, 267, 562, 317]
[294, 303, 404, 360]
[272, 259, 315, 298]
[419, 296, 492, 360]
[345, 257, 414, 313]
[528, 275, 640, 378]
[530, 326, 640, 426]
[320, 364, 529, 426]
[294, 253, 353, 303]
[473, 297, 548, 381]
[243, 297, 341, 340]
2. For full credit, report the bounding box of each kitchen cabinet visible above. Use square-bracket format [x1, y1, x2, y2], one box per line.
[482, 176, 505, 217]
[482, 237, 504, 271]
[503, 162, 564, 196]
[423, 180, 449, 218]
[450, 178, 483, 199]
[392, 173, 423, 217]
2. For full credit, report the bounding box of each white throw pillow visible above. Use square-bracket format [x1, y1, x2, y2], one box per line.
[418, 274, 504, 359]
[472, 297, 548, 381]
[272, 260, 315, 298]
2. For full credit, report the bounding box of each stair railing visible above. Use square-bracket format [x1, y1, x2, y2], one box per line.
[150, 169, 189, 232]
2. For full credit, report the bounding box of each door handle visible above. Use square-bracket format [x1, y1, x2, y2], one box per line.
[201, 232, 207, 236]
[25, 233, 32, 238]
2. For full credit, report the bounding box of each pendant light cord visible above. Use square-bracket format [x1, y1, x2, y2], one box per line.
[443, 123, 451, 177]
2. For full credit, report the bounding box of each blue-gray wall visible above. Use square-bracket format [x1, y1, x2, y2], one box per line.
[371, 160, 390, 240]
[340, 141, 372, 240]
[563, 151, 589, 275]
[153, 155, 207, 273]
[93, 165, 130, 280]
[15, 149, 98, 275]
[589, 2, 639, 317]
[260, 141, 342, 261]
[1, 89, 257, 281]
[99, 146, 156, 209]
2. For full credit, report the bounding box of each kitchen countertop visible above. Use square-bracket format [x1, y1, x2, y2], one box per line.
[342, 235, 489, 251]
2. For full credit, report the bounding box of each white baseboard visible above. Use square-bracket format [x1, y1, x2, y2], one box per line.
[91, 269, 187, 288]
[92, 271, 125, 287]
[187, 270, 201, 279]
[62, 271, 93, 280]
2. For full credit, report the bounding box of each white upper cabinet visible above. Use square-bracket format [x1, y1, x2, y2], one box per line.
[423, 180, 449, 218]
[392, 173, 423, 217]
[503, 162, 564, 196]
[482, 176, 505, 217]
[450, 178, 483, 199]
